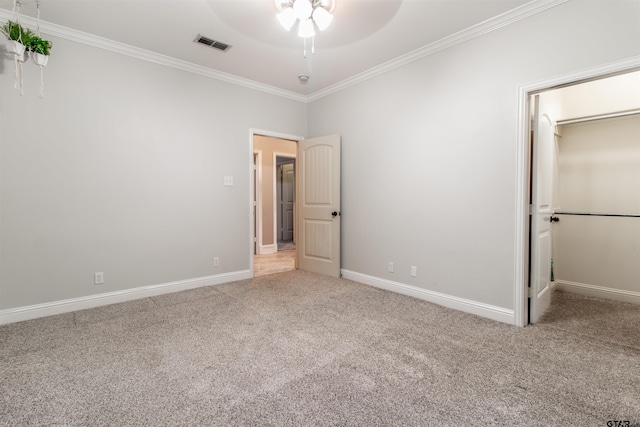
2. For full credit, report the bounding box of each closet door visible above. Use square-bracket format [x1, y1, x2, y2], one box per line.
[530, 96, 555, 323]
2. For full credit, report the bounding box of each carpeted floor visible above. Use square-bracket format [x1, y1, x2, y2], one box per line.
[0, 271, 638, 426]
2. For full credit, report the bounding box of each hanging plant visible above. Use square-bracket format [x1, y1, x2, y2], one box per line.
[1, 20, 32, 58]
[26, 34, 52, 66]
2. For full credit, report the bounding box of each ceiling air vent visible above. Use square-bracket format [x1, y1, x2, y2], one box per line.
[194, 34, 232, 52]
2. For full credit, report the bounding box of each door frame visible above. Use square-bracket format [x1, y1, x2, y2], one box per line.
[249, 129, 304, 277]
[253, 150, 263, 254]
[273, 153, 296, 247]
[514, 56, 640, 326]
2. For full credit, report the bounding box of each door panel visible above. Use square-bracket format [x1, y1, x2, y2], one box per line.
[530, 95, 554, 323]
[298, 135, 341, 277]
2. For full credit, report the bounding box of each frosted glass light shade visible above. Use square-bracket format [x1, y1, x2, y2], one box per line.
[298, 18, 315, 38]
[293, 0, 312, 20]
[277, 7, 296, 31]
[312, 6, 333, 31]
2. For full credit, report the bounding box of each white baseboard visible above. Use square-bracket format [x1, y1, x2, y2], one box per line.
[259, 244, 278, 255]
[554, 280, 640, 305]
[0, 270, 252, 325]
[341, 270, 515, 325]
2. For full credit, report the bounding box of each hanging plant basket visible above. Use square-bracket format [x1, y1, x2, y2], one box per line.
[26, 35, 51, 65]
[2, 20, 31, 55]
[31, 51, 49, 66]
[9, 39, 26, 56]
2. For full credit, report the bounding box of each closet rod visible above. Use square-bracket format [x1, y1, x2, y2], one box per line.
[556, 109, 640, 126]
[555, 211, 640, 218]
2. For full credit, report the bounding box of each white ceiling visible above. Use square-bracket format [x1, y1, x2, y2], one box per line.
[1, 0, 533, 96]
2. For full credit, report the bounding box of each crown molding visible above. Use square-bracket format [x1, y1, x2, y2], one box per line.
[1, 0, 568, 104]
[307, 0, 570, 102]
[0, 9, 308, 103]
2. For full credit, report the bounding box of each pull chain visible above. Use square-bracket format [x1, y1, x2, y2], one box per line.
[303, 37, 316, 58]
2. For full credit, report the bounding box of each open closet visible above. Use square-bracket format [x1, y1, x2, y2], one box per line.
[537, 71, 640, 306]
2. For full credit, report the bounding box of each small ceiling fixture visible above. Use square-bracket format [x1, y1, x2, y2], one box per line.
[275, 0, 335, 56]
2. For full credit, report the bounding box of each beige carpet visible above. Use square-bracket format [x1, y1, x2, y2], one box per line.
[1, 272, 638, 426]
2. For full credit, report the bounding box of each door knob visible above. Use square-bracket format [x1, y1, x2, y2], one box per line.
[550, 216, 559, 223]
[331, 211, 341, 217]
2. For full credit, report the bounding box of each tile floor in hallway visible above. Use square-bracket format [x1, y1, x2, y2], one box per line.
[254, 249, 296, 277]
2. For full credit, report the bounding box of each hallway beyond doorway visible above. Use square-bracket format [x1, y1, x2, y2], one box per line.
[254, 250, 296, 277]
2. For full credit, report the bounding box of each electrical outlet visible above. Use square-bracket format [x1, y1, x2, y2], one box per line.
[214, 257, 220, 267]
[410, 266, 417, 277]
[388, 262, 394, 273]
[94, 272, 104, 285]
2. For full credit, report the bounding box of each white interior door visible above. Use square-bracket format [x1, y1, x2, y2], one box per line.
[529, 95, 555, 323]
[298, 134, 341, 277]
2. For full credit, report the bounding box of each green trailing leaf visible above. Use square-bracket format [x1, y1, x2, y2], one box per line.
[27, 35, 52, 56]
[1, 20, 32, 44]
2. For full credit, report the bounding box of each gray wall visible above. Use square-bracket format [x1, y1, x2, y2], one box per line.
[307, 0, 640, 310]
[0, 35, 307, 310]
[1, 0, 639, 322]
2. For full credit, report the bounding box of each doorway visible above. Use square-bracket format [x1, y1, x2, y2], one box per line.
[249, 130, 342, 279]
[251, 131, 301, 277]
[519, 63, 640, 326]
[276, 156, 296, 251]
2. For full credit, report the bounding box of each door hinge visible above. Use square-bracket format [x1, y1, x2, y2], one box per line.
[529, 204, 534, 215]
[527, 287, 533, 297]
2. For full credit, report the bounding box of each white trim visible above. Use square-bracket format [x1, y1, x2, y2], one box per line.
[307, 0, 569, 102]
[1, 0, 568, 104]
[342, 270, 514, 325]
[555, 280, 640, 305]
[251, 129, 305, 143]
[253, 150, 263, 256]
[0, 10, 307, 103]
[514, 55, 640, 327]
[514, 85, 532, 327]
[0, 270, 252, 325]
[260, 244, 278, 255]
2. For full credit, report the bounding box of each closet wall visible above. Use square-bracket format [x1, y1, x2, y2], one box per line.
[545, 72, 640, 303]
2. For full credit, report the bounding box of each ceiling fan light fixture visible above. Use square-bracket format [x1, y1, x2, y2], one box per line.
[298, 18, 315, 38]
[277, 7, 296, 31]
[275, 0, 335, 57]
[312, 6, 333, 31]
[293, 0, 313, 20]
